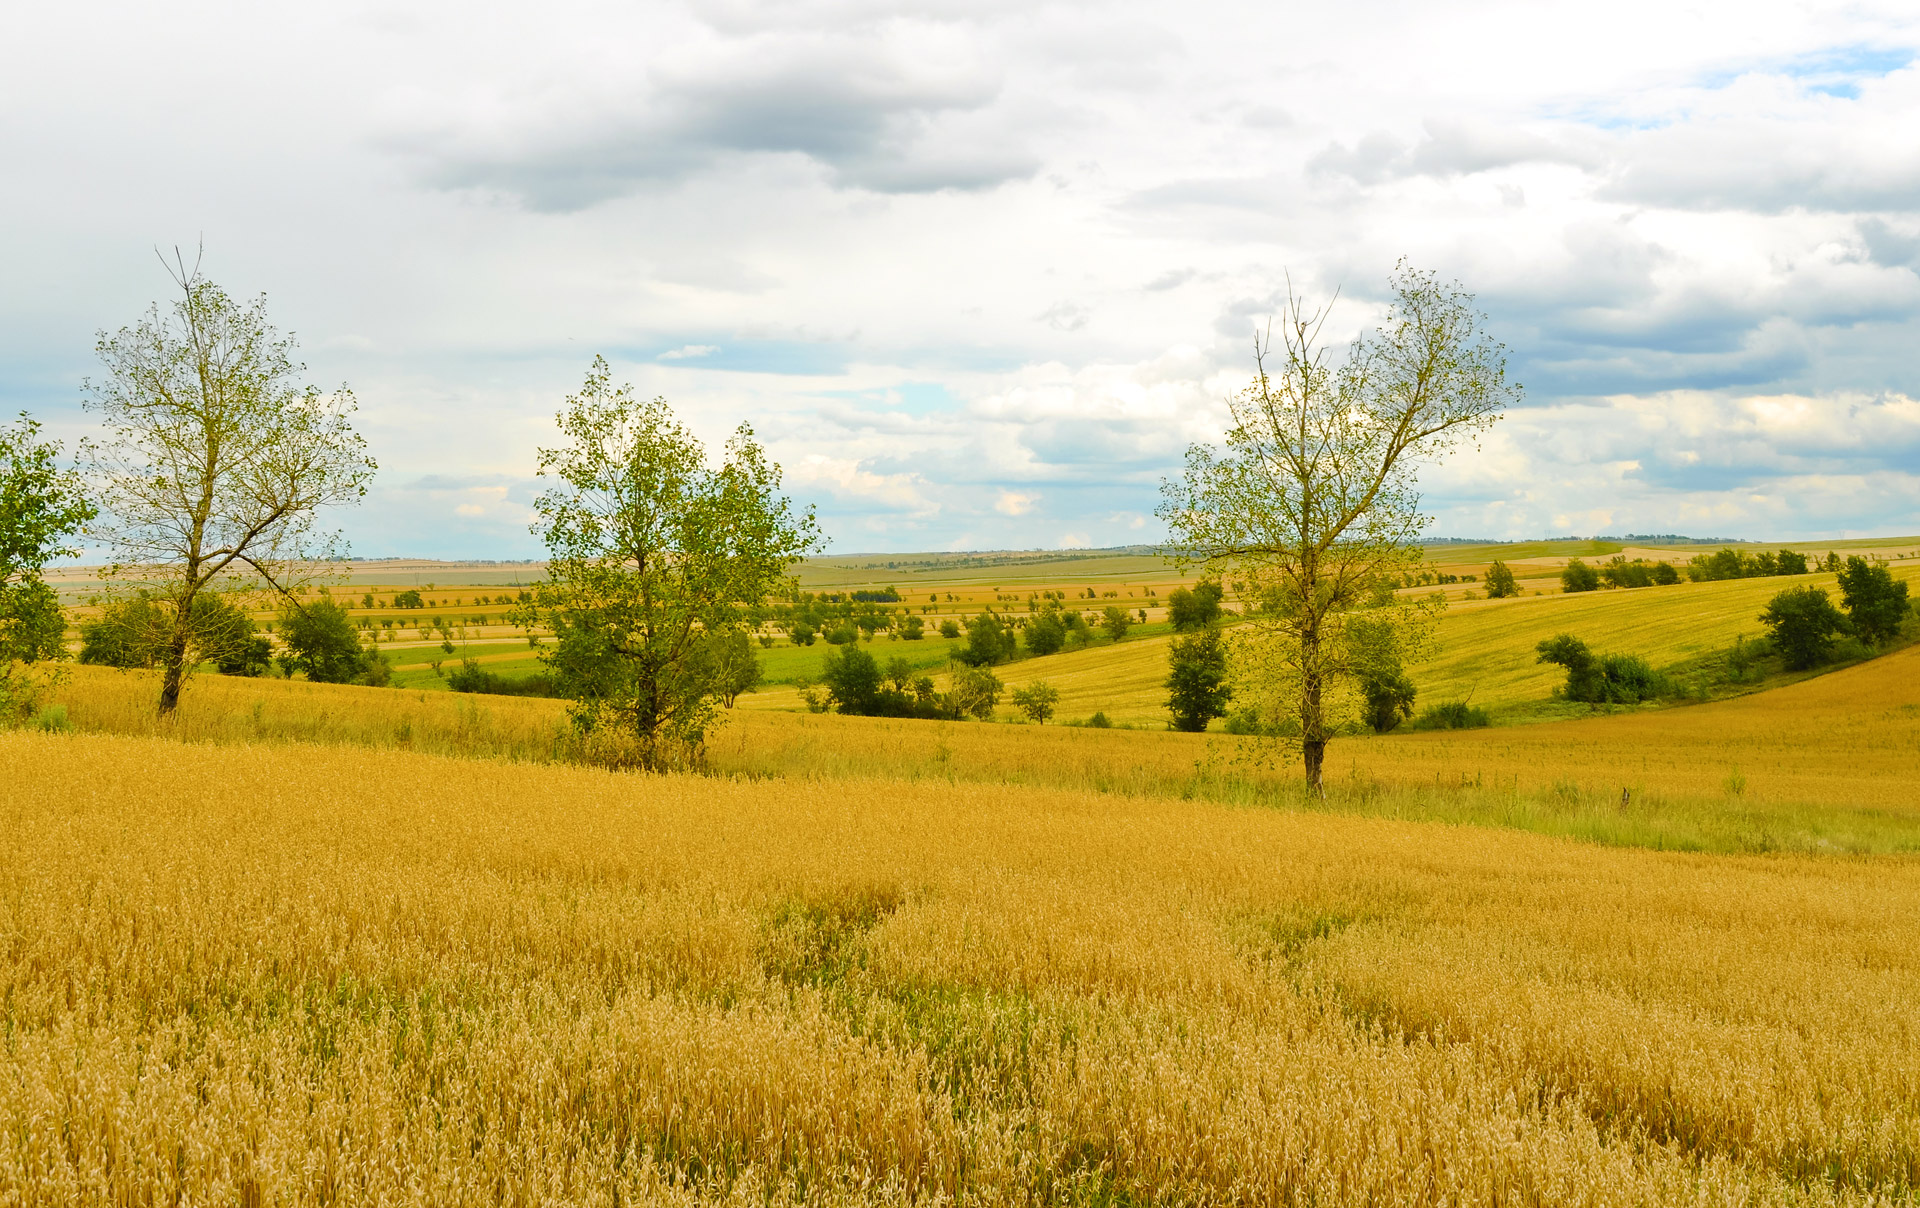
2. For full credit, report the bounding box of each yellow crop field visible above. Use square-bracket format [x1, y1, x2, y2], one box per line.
[5, 726, 1919, 1204]
[46, 631, 1920, 858]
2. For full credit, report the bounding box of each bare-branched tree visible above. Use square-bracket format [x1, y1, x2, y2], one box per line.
[1159, 263, 1518, 792]
[84, 250, 375, 714]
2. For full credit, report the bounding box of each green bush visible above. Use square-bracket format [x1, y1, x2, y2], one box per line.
[1407, 701, 1491, 730]
[1536, 633, 1669, 704]
[1168, 581, 1224, 630]
[1560, 559, 1599, 593]
[1759, 585, 1847, 670]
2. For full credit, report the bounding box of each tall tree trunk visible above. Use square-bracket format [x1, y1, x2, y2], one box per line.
[157, 633, 189, 715]
[1303, 738, 1326, 797]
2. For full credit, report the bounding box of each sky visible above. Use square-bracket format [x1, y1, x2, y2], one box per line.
[4, 0, 1919, 557]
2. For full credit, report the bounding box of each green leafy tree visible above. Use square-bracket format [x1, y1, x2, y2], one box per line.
[1759, 586, 1848, 670]
[1010, 680, 1060, 724]
[277, 596, 376, 684]
[1166, 581, 1224, 630]
[955, 612, 1016, 666]
[1774, 549, 1808, 576]
[1483, 559, 1518, 599]
[1160, 264, 1513, 789]
[1024, 609, 1066, 656]
[82, 253, 374, 714]
[522, 357, 821, 768]
[1165, 624, 1232, 732]
[1836, 557, 1910, 646]
[1, 414, 96, 684]
[699, 626, 762, 706]
[901, 614, 925, 640]
[393, 589, 424, 608]
[938, 618, 961, 639]
[1560, 559, 1599, 593]
[1099, 604, 1133, 641]
[820, 645, 884, 715]
[1348, 614, 1417, 733]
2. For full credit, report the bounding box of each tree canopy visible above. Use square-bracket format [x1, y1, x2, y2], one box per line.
[524, 356, 821, 769]
[83, 253, 373, 713]
[1159, 263, 1515, 791]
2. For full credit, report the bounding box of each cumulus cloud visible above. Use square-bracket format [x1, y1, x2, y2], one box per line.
[387, 17, 1038, 209]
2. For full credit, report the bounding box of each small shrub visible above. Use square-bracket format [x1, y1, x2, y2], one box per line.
[1408, 701, 1491, 730]
[1086, 711, 1112, 728]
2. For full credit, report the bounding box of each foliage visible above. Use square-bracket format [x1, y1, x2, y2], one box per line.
[447, 659, 560, 697]
[1167, 581, 1224, 630]
[1406, 700, 1491, 730]
[1534, 634, 1668, 704]
[1759, 586, 1848, 671]
[523, 357, 820, 769]
[1165, 624, 1232, 732]
[954, 612, 1016, 667]
[1100, 604, 1133, 641]
[949, 664, 1003, 719]
[1160, 263, 1515, 789]
[392, 589, 425, 609]
[1, 413, 96, 665]
[1687, 547, 1812, 582]
[1347, 612, 1417, 734]
[1024, 609, 1066, 656]
[1010, 680, 1060, 724]
[82, 255, 374, 713]
[1598, 557, 1679, 589]
[278, 596, 384, 685]
[80, 591, 264, 676]
[1483, 559, 1518, 599]
[1836, 557, 1910, 646]
[938, 618, 961, 639]
[698, 627, 762, 706]
[1559, 559, 1599, 593]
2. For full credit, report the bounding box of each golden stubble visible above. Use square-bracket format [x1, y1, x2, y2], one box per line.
[3, 728, 1916, 1204]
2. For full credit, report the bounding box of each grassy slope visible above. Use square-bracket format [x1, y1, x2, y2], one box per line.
[736, 564, 1918, 727]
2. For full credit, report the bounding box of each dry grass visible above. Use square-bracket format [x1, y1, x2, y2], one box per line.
[5, 727, 1918, 1204]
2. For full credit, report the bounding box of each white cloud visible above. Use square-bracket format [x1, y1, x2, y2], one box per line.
[994, 490, 1036, 516]
[4, 0, 1920, 554]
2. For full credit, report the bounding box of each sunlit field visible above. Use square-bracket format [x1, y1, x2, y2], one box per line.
[6, 726, 1920, 1204]
[14, 541, 1920, 1204]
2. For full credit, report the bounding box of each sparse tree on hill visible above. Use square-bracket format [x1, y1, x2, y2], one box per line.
[82, 251, 375, 715]
[523, 357, 820, 769]
[1011, 680, 1060, 724]
[1100, 604, 1133, 641]
[1483, 559, 1518, 599]
[1159, 264, 1515, 791]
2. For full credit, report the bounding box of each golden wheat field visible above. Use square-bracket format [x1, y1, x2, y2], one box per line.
[5, 724, 1920, 1205]
[45, 638, 1920, 855]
